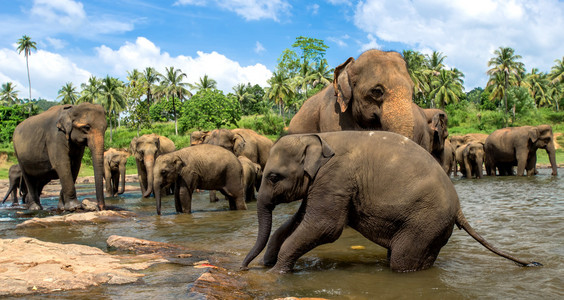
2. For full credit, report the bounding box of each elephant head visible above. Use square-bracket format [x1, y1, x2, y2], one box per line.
[242, 134, 334, 269]
[463, 142, 485, 179]
[429, 111, 448, 154]
[529, 125, 557, 176]
[153, 153, 184, 215]
[104, 148, 129, 195]
[190, 130, 210, 146]
[333, 50, 415, 139]
[131, 134, 175, 197]
[56, 103, 107, 209]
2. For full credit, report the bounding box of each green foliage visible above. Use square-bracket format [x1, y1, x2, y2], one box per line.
[237, 112, 285, 135]
[149, 97, 181, 122]
[0, 105, 34, 145]
[179, 89, 241, 132]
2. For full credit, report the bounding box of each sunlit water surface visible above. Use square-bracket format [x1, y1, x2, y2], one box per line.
[0, 169, 562, 299]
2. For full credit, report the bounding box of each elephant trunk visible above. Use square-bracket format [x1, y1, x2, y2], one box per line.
[154, 177, 162, 215]
[380, 89, 414, 140]
[476, 156, 484, 179]
[546, 142, 558, 176]
[241, 200, 273, 269]
[143, 156, 155, 198]
[89, 132, 106, 210]
[118, 164, 126, 194]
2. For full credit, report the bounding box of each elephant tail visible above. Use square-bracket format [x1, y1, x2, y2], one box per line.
[455, 209, 542, 267]
[1, 185, 15, 204]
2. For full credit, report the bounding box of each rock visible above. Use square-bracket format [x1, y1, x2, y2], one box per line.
[16, 211, 136, 229]
[81, 198, 99, 211]
[0, 237, 158, 296]
[191, 268, 254, 300]
[107, 235, 193, 257]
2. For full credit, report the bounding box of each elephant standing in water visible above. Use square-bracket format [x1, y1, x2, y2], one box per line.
[485, 125, 557, 176]
[12, 103, 107, 211]
[1, 164, 27, 205]
[130, 134, 176, 197]
[287, 50, 431, 151]
[104, 148, 129, 197]
[456, 142, 485, 179]
[242, 131, 540, 273]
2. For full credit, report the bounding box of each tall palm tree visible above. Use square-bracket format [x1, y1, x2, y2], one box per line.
[310, 59, 333, 89]
[233, 83, 252, 111]
[57, 82, 79, 105]
[158, 66, 191, 135]
[0, 82, 19, 106]
[549, 56, 564, 85]
[266, 71, 294, 125]
[292, 60, 315, 100]
[190, 75, 217, 92]
[16, 35, 37, 109]
[425, 51, 446, 75]
[487, 47, 525, 125]
[142, 67, 160, 113]
[524, 68, 551, 108]
[428, 69, 464, 108]
[403, 50, 430, 106]
[79, 76, 102, 103]
[99, 76, 126, 142]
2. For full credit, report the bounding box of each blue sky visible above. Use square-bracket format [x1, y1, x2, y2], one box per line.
[1, 0, 564, 101]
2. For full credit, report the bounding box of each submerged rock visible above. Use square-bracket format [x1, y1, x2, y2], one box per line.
[191, 268, 254, 300]
[16, 210, 136, 229]
[0, 237, 156, 296]
[107, 235, 193, 256]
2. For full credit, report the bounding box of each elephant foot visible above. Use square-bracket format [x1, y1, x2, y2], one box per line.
[27, 202, 43, 211]
[64, 199, 82, 211]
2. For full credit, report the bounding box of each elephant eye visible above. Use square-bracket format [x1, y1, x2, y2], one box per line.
[80, 125, 91, 132]
[371, 86, 384, 100]
[268, 173, 283, 184]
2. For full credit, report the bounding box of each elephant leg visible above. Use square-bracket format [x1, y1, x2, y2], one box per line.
[209, 190, 218, 202]
[175, 177, 192, 213]
[515, 150, 529, 176]
[263, 200, 307, 267]
[21, 173, 43, 210]
[223, 189, 247, 211]
[136, 160, 148, 196]
[526, 153, 537, 176]
[111, 171, 120, 196]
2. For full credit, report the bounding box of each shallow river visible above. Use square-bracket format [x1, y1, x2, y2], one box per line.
[1, 168, 563, 299]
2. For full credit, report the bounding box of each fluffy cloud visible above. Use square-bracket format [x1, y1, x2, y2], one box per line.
[353, 0, 564, 89]
[175, 0, 291, 21]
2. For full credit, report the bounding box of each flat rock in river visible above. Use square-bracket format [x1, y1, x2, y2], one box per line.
[16, 210, 137, 229]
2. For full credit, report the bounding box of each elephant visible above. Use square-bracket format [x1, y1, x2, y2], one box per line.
[485, 125, 557, 176]
[287, 49, 431, 151]
[238, 156, 262, 202]
[104, 148, 129, 197]
[442, 139, 455, 176]
[204, 128, 273, 169]
[152, 144, 247, 215]
[12, 103, 107, 211]
[423, 108, 449, 166]
[456, 142, 485, 179]
[130, 133, 176, 197]
[190, 130, 210, 146]
[1, 164, 27, 205]
[450, 133, 489, 150]
[241, 131, 540, 273]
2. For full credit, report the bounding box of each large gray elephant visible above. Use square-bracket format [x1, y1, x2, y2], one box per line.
[104, 148, 129, 197]
[287, 50, 430, 150]
[204, 128, 273, 169]
[152, 144, 247, 215]
[1, 164, 27, 205]
[241, 131, 540, 273]
[12, 103, 107, 211]
[456, 142, 485, 179]
[485, 125, 557, 176]
[130, 134, 176, 197]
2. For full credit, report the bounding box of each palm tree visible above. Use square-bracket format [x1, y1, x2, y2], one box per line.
[99, 76, 126, 142]
[190, 75, 217, 92]
[79, 76, 102, 103]
[428, 69, 464, 108]
[425, 51, 446, 75]
[292, 60, 315, 100]
[158, 66, 191, 135]
[524, 68, 551, 108]
[142, 67, 160, 113]
[57, 82, 79, 105]
[233, 83, 252, 111]
[1, 82, 19, 106]
[487, 47, 525, 125]
[266, 71, 294, 125]
[16, 35, 37, 109]
[310, 59, 333, 89]
[403, 50, 430, 106]
[549, 57, 564, 85]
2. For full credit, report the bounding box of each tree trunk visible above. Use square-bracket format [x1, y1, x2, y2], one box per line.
[26, 55, 32, 114]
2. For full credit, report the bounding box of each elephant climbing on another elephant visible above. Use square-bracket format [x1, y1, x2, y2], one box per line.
[287, 49, 431, 151]
[152, 144, 247, 215]
[241, 131, 540, 273]
[485, 125, 557, 176]
[1, 164, 27, 205]
[104, 148, 129, 197]
[456, 142, 485, 179]
[190, 130, 210, 146]
[13, 103, 107, 211]
[130, 134, 176, 197]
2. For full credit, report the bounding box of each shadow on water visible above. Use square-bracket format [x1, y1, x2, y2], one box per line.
[1, 170, 563, 299]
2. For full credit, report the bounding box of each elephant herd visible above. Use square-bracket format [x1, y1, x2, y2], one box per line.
[3, 49, 550, 274]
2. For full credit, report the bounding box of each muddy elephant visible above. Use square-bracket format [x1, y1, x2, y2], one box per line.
[456, 142, 485, 179]
[190, 130, 210, 146]
[1, 164, 27, 205]
[241, 131, 540, 273]
[104, 148, 129, 197]
[238, 156, 262, 202]
[153, 144, 247, 215]
[130, 134, 176, 197]
[204, 128, 273, 169]
[287, 50, 430, 150]
[12, 103, 107, 211]
[485, 125, 557, 176]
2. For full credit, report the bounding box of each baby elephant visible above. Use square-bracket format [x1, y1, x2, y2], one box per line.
[238, 156, 262, 202]
[1, 164, 27, 205]
[104, 148, 129, 197]
[455, 142, 485, 179]
[152, 144, 247, 215]
[242, 131, 540, 273]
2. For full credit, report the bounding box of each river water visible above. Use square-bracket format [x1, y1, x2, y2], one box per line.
[0, 168, 562, 299]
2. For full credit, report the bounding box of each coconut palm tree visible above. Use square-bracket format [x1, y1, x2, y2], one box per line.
[428, 69, 464, 108]
[524, 68, 551, 108]
[190, 75, 217, 92]
[99, 76, 126, 142]
[158, 66, 191, 135]
[487, 47, 525, 125]
[425, 51, 446, 75]
[57, 82, 79, 105]
[1, 82, 19, 106]
[266, 71, 294, 125]
[79, 76, 102, 103]
[292, 60, 315, 100]
[549, 57, 564, 85]
[16, 35, 37, 109]
[142, 67, 160, 113]
[233, 83, 252, 111]
[310, 59, 333, 89]
[403, 50, 430, 106]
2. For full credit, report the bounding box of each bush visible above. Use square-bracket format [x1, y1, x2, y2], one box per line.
[478, 110, 506, 131]
[179, 89, 241, 132]
[237, 112, 285, 135]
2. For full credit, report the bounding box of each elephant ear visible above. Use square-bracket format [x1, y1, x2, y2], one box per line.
[301, 135, 335, 179]
[233, 134, 247, 156]
[173, 155, 185, 173]
[129, 137, 138, 155]
[528, 128, 540, 143]
[333, 57, 355, 113]
[56, 105, 74, 140]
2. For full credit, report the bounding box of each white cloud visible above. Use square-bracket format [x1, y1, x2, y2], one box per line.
[328, 34, 351, 48]
[353, 0, 564, 89]
[255, 41, 266, 54]
[359, 34, 380, 52]
[95, 37, 272, 94]
[45, 37, 66, 50]
[175, 0, 292, 21]
[308, 4, 320, 15]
